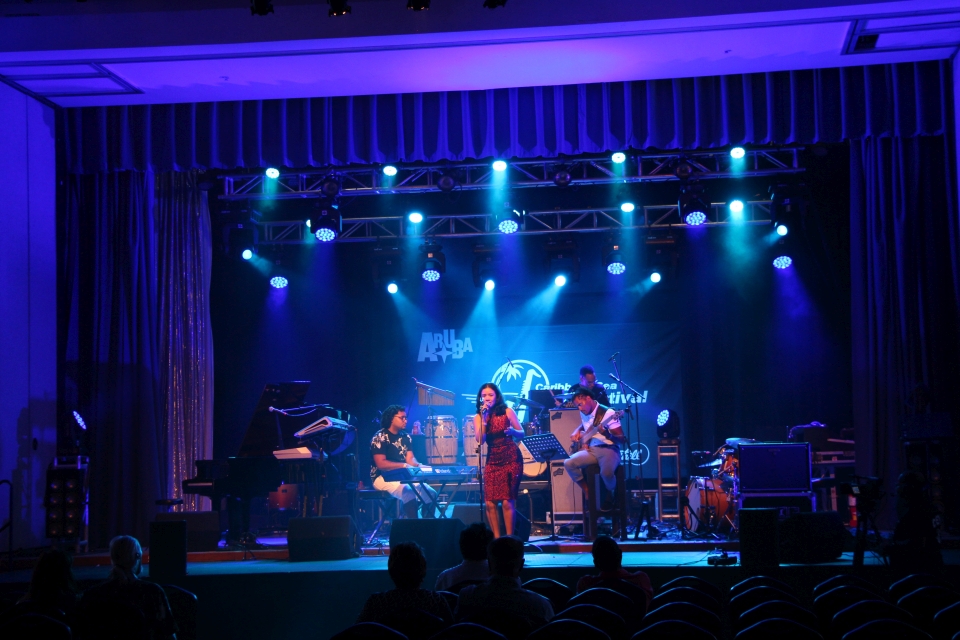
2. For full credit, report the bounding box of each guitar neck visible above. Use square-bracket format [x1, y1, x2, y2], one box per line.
[574, 410, 624, 450]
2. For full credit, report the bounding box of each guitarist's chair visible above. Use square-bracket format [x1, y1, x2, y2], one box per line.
[583, 464, 627, 541]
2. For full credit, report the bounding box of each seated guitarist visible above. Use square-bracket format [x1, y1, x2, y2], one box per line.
[563, 386, 624, 510]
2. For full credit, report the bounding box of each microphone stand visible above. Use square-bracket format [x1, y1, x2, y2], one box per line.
[476, 409, 485, 527]
[609, 370, 651, 540]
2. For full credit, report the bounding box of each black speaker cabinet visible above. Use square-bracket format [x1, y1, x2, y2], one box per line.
[739, 508, 780, 570]
[149, 520, 187, 583]
[155, 512, 222, 552]
[778, 511, 847, 564]
[288, 516, 361, 561]
[390, 518, 465, 570]
[450, 504, 530, 542]
[738, 442, 811, 493]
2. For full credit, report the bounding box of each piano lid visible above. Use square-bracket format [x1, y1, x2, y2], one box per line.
[237, 382, 311, 457]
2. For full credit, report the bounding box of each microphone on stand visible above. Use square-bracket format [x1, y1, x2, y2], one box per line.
[268, 406, 289, 416]
[608, 352, 619, 362]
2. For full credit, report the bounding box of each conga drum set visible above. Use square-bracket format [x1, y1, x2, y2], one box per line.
[684, 438, 754, 536]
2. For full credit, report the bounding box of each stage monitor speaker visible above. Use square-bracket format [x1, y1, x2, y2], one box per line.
[390, 518, 464, 570]
[779, 511, 848, 563]
[548, 409, 582, 443]
[155, 512, 222, 552]
[149, 520, 187, 583]
[738, 508, 779, 570]
[550, 460, 583, 520]
[288, 516, 361, 561]
[738, 442, 811, 493]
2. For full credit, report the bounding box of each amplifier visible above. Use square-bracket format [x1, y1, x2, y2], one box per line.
[738, 442, 811, 492]
[739, 492, 815, 517]
[550, 460, 583, 524]
[548, 409, 582, 443]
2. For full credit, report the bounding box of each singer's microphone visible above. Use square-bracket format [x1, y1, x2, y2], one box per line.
[608, 352, 619, 362]
[268, 406, 288, 416]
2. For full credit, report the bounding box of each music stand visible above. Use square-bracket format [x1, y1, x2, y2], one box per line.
[521, 433, 574, 542]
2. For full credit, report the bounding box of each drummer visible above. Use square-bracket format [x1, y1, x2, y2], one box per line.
[567, 365, 611, 406]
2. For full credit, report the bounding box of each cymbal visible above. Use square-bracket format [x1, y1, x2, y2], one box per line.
[552, 392, 575, 401]
[698, 459, 723, 468]
[515, 397, 544, 409]
[725, 437, 755, 447]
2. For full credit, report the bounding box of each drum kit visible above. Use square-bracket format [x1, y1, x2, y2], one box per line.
[684, 437, 754, 536]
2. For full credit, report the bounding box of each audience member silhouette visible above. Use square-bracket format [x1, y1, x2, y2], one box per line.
[356, 541, 453, 623]
[455, 535, 554, 628]
[576, 535, 653, 611]
[435, 523, 493, 592]
[886, 471, 944, 574]
[79, 535, 179, 640]
[0, 548, 79, 628]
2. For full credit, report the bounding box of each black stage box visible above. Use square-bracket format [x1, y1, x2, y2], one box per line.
[155, 511, 222, 552]
[778, 511, 847, 564]
[149, 520, 187, 583]
[390, 518, 464, 570]
[288, 516, 361, 561]
[738, 508, 780, 570]
[738, 442, 811, 493]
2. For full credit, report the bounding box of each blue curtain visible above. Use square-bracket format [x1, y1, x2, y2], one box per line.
[62, 61, 949, 174]
[850, 135, 960, 525]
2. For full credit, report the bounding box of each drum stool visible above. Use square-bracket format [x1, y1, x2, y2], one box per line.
[583, 464, 627, 541]
[358, 489, 397, 544]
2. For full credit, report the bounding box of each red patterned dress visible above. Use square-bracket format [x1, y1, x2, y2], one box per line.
[482, 412, 523, 502]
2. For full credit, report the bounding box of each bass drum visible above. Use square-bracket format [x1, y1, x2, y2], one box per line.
[425, 415, 459, 465]
[684, 477, 735, 532]
[463, 415, 544, 477]
[518, 441, 546, 478]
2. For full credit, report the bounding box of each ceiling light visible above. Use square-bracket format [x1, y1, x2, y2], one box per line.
[328, 0, 351, 15]
[611, 152, 626, 164]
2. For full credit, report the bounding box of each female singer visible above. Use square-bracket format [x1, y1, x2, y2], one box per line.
[474, 382, 525, 538]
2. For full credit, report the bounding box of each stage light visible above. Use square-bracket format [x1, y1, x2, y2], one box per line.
[305, 219, 311, 228]
[620, 202, 635, 213]
[270, 276, 288, 289]
[776, 224, 789, 236]
[492, 160, 508, 172]
[552, 167, 572, 188]
[420, 242, 446, 282]
[603, 241, 626, 275]
[387, 282, 399, 294]
[408, 212, 424, 223]
[250, 0, 274, 15]
[496, 208, 522, 234]
[656, 410, 670, 427]
[730, 147, 746, 159]
[555, 275, 567, 287]
[265, 167, 280, 179]
[770, 181, 807, 239]
[242, 249, 254, 260]
[472, 244, 501, 288]
[383, 165, 398, 177]
[773, 256, 793, 269]
[483, 0, 507, 6]
[545, 238, 580, 283]
[224, 221, 259, 260]
[310, 208, 341, 242]
[680, 182, 709, 225]
[611, 152, 626, 164]
[72, 411, 87, 431]
[328, 0, 351, 15]
[650, 272, 662, 283]
[320, 175, 341, 198]
[685, 210, 707, 226]
[407, 0, 429, 9]
[656, 409, 680, 438]
[498, 219, 518, 234]
[484, 279, 496, 291]
[729, 200, 744, 214]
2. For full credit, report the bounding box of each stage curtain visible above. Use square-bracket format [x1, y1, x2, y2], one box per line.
[155, 172, 215, 512]
[62, 170, 214, 545]
[62, 61, 949, 174]
[850, 135, 960, 526]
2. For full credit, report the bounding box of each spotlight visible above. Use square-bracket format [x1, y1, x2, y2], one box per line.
[408, 212, 424, 224]
[265, 167, 280, 179]
[383, 165, 398, 177]
[730, 147, 746, 159]
[729, 199, 744, 214]
[650, 272, 662, 283]
[495, 208, 522, 234]
[484, 279, 496, 291]
[776, 224, 789, 236]
[603, 241, 626, 275]
[769, 182, 807, 236]
[656, 409, 680, 439]
[437, 171, 459, 193]
[419, 242, 446, 282]
[685, 211, 707, 226]
[407, 0, 430, 9]
[773, 256, 793, 269]
[620, 202, 635, 213]
[372, 243, 402, 286]
[320, 175, 341, 198]
[309, 208, 341, 242]
[555, 275, 567, 287]
[387, 282, 399, 294]
[674, 160, 694, 181]
[223, 221, 258, 260]
[645, 233, 677, 283]
[328, 0, 351, 15]
[305, 219, 311, 228]
[270, 276, 289, 289]
[472, 244, 501, 288]
[680, 182, 709, 225]
[242, 249, 254, 260]
[250, 0, 274, 15]
[483, 0, 507, 6]
[545, 238, 580, 283]
[492, 160, 508, 172]
[611, 152, 626, 164]
[552, 167, 572, 188]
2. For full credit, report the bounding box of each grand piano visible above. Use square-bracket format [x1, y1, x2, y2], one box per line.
[183, 381, 355, 541]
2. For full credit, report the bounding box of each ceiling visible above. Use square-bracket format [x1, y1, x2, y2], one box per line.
[0, 0, 957, 108]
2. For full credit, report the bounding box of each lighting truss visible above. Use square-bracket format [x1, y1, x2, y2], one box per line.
[220, 149, 803, 201]
[256, 200, 774, 244]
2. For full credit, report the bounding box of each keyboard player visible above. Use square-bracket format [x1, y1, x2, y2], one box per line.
[371, 405, 438, 519]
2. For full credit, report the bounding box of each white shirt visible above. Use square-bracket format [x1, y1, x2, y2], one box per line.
[579, 404, 620, 447]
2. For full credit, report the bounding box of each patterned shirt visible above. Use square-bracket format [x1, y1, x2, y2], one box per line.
[370, 429, 412, 481]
